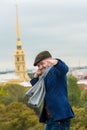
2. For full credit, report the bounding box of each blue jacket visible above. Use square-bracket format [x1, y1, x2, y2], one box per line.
[30, 59, 74, 123]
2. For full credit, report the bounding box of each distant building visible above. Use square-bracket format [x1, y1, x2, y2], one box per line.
[14, 5, 30, 82]
[69, 67, 87, 90]
[0, 5, 31, 87]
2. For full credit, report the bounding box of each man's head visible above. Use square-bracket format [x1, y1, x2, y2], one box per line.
[34, 51, 52, 66]
[34, 51, 52, 73]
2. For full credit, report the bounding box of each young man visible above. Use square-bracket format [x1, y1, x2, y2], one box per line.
[30, 51, 74, 130]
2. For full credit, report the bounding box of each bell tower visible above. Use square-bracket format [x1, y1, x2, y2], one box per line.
[14, 5, 30, 82]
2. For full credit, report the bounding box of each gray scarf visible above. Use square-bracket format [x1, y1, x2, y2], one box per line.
[26, 67, 52, 108]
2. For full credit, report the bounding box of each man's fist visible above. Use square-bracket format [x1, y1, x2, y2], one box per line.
[46, 59, 58, 67]
[34, 69, 42, 78]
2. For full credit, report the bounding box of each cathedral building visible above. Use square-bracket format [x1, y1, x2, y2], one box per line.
[14, 5, 30, 82]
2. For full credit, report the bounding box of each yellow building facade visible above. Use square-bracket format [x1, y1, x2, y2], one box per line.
[14, 5, 30, 82]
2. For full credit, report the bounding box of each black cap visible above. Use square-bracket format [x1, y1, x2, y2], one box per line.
[34, 51, 52, 66]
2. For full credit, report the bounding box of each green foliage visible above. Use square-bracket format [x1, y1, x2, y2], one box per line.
[0, 102, 44, 130]
[0, 78, 87, 130]
[0, 84, 27, 105]
[0, 87, 7, 96]
[81, 90, 87, 108]
[0, 84, 44, 130]
[67, 75, 87, 129]
[71, 106, 87, 130]
[0, 104, 6, 113]
[67, 75, 81, 106]
[81, 90, 87, 101]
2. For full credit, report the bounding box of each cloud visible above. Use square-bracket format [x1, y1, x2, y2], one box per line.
[0, 0, 87, 68]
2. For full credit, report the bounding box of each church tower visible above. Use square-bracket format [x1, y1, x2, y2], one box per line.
[14, 5, 29, 82]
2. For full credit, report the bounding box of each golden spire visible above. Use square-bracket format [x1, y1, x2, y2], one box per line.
[16, 4, 22, 48]
[14, 3, 30, 83]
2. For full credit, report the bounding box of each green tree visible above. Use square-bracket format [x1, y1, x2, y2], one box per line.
[67, 75, 81, 106]
[0, 84, 27, 105]
[81, 90, 87, 108]
[81, 90, 87, 101]
[0, 102, 44, 130]
[71, 106, 87, 130]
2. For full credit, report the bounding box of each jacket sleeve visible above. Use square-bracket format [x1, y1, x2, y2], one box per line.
[54, 59, 69, 76]
[30, 78, 39, 86]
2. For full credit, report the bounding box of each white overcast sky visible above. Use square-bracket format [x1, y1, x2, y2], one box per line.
[0, 0, 87, 69]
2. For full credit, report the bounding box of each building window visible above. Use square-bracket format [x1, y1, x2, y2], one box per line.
[17, 46, 21, 50]
[18, 66, 20, 71]
[17, 57, 19, 61]
[22, 56, 24, 61]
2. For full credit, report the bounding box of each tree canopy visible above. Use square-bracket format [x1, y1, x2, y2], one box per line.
[0, 76, 87, 130]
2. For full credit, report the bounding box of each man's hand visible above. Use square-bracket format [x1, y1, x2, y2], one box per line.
[46, 58, 58, 67]
[34, 69, 42, 78]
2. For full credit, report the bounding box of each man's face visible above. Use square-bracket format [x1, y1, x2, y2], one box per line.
[37, 58, 51, 73]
